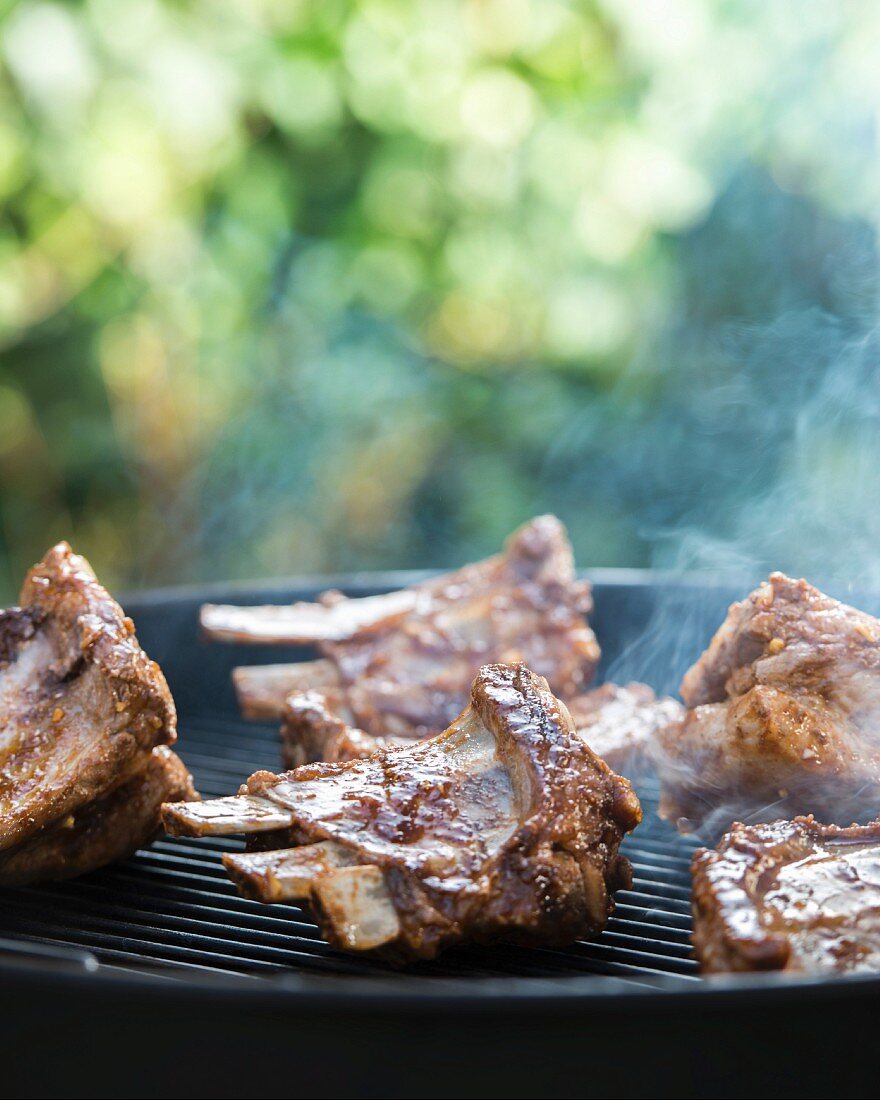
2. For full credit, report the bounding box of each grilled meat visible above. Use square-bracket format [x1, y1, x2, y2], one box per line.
[209, 588, 418, 646]
[281, 689, 398, 767]
[692, 816, 880, 975]
[281, 678, 684, 772]
[164, 663, 641, 962]
[654, 572, 880, 832]
[209, 516, 600, 740]
[0, 543, 194, 879]
[567, 682, 684, 774]
[0, 746, 195, 885]
[233, 660, 340, 722]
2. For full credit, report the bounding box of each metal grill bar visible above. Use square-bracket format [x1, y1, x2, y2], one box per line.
[0, 709, 701, 986]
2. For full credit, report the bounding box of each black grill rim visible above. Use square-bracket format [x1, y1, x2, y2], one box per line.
[8, 950, 880, 1011]
[3, 566, 880, 1009]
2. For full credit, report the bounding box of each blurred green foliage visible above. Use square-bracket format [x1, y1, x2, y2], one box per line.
[1, 0, 879, 601]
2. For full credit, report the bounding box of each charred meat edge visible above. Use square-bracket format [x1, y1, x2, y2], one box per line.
[164, 663, 641, 962]
[0, 542, 177, 850]
[692, 815, 880, 973]
[0, 746, 195, 885]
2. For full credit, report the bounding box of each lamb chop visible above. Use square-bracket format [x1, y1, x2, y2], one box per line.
[280, 689, 400, 767]
[0, 746, 194, 885]
[208, 516, 600, 741]
[163, 663, 642, 962]
[233, 660, 341, 722]
[653, 572, 880, 833]
[692, 816, 880, 975]
[0, 542, 195, 880]
[281, 678, 684, 772]
[566, 682, 684, 775]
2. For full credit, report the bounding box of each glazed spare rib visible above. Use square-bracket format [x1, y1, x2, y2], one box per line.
[209, 515, 600, 740]
[654, 572, 880, 833]
[692, 816, 880, 975]
[163, 663, 642, 962]
[281, 678, 684, 772]
[0, 543, 195, 882]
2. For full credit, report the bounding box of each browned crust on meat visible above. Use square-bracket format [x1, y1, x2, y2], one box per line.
[0, 746, 196, 884]
[566, 682, 685, 775]
[321, 515, 601, 711]
[241, 663, 642, 961]
[285, 679, 686, 781]
[691, 816, 880, 974]
[20, 543, 177, 727]
[456, 664, 642, 950]
[215, 516, 601, 742]
[0, 543, 177, 850]
[280, 690, 403, 767]
[657, 573, 880, 831]
[681, 572, 880, 707]
[233, 660, 340, 721]
[0, 607, 42, 660]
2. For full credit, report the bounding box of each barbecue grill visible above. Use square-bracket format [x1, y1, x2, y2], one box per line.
[1, 573, 877, 1100]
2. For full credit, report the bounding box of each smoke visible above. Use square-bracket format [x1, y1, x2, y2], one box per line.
[602, 297, 880, 699]
[520, 162, 879, 687]
[620, 319, 880, 837]
[545, 163, 880, 837]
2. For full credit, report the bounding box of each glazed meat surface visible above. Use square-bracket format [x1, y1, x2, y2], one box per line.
[0, 543, 177, 851]
[654, 572, 880, 832]
[281, 679, 684, 773]
[566, 682, 684, 774]
[693, 816, 880, 975]
[280, 689, 403, 767]
[164, 663, 641, 962]
[208, 515, 600, 740]
[0, 746, 195, 885]
[233, 660, 341, 723]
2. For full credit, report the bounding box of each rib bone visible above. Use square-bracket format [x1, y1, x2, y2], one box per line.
[162, 662, 642, 962]
[163, 795, 294, 837]
[202, 589, 416, 645]
[233, 660, 340, 721]
[311, 865, 401, 951]
[223, 840, 358, 902]
[215, 516, 601, 750]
